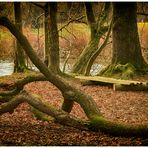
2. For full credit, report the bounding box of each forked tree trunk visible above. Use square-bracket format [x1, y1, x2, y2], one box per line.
[84, 20, 112, 75]
[71, 2, 110, 75]
[14, 2, 27, 72]
[112, 2, 147, 69]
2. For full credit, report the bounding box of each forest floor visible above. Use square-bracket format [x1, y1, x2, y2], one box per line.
[0, 73, 148, 146]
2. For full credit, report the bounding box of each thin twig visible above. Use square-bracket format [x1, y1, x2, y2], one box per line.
[58, 15, 86, 32]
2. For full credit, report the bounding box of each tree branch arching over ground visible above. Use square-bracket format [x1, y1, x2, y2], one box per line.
[0, 16, 148, 137]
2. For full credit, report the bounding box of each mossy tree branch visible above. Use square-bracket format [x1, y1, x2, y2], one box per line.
[0, 90, 88, 130]
[85, 19, 112, 75]
[1, 16, 148, 137]
[0, 16, 101, 119]
[0, 74, 46, 98]
[1, 90, 148, 137]
[90, 116, 148, 137]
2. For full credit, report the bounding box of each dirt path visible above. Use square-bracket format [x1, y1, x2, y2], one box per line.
[0, 81, 148, 146]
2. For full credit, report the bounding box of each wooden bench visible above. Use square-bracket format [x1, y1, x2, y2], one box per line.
[75, 76, 148, 91]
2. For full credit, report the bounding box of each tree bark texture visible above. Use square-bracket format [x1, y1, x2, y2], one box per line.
[47, 2, 60, 73]
[14, 2, 27, 72]
[112, 2, 147, 69]
[44, 3, 50, 66]
[0, 90, 88, 130]
[72, 3, 110, 75]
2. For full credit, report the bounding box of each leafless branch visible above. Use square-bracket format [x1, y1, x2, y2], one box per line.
[58, 15, 86, 32]
[65, 28, 77, 39]
[137, 12, 148, 16]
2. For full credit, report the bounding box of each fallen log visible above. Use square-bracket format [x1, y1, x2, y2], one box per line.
[113, 83, 148, 91]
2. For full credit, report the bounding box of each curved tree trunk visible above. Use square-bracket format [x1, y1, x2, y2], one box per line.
[85, 20, 112, 75]
[0, 16, 100, 118]
[71, 2, 110, 75]
[1, 16, 148, 137]
[14, 2, 27, 72]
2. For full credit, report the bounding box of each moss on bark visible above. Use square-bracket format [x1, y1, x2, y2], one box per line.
[71, 3, 110, 75]
[30, 106, 54, 122]
[99, 63, 147, 80]
[90, 116, 148, 137]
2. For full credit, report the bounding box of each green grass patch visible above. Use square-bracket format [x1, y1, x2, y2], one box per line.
[58, 23, 90, 38]
[0, 28, 13, 40]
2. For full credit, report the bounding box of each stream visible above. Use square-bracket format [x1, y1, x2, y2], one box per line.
[0, 60, 104, 77]
[0, 60, 14, 76]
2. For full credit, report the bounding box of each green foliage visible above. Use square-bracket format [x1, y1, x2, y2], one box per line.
[0, 30, 11, 39]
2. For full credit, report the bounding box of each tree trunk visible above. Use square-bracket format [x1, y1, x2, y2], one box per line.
[85, 2, 96, 39]
[47, 2, 60, 73]
[71, 3, 110, 75]
[45, 2, 74, 112]
[44, 3, 49, 66]
[85, 20, 112, 75]
[72, 38, 99, 75]
[14, 2, 27, 72]
[112, 3, 146, 68]
[0, 16, 100, 118]
[99, 2, 147, 79]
